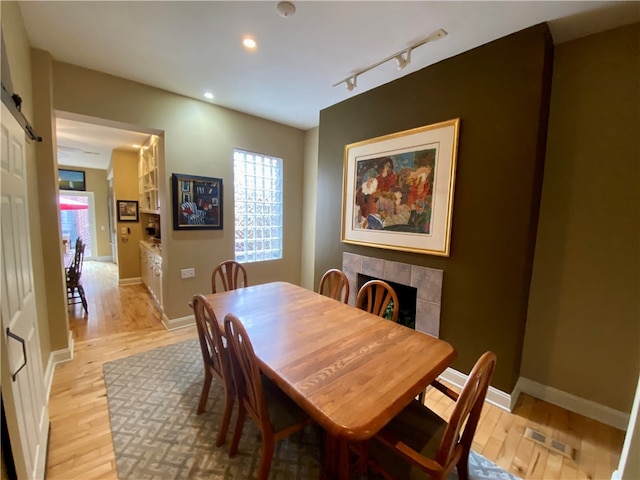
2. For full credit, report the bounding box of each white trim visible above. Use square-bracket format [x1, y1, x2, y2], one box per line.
[512, 377, 630, 430]
[162, 312, 195, 331]
[438, 367, 512, 412]
[95, 256, 113, 262]
[44, 332, 74, 401]
[119, 277, 142, 286]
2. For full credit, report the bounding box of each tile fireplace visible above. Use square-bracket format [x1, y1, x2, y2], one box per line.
[342, 252, 443, 337]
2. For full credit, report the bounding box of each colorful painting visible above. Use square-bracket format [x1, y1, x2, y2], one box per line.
[342, 119, 460, 256]
[172, 174, 223, 230]
[354, 148, 437, 234]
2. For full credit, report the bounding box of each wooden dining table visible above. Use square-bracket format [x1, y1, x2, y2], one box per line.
[203, 281, 456, 479]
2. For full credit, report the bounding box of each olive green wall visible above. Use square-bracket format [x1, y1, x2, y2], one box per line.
[315, 24, 554, 392]
[522, 23, 640, 412]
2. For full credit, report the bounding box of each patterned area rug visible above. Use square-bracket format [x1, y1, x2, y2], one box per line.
[103, 339, 520, 480]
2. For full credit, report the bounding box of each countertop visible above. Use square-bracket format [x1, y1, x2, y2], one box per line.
[140, 240, 162, 256]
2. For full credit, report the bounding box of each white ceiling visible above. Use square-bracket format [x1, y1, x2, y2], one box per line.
[18, 1, 640, 170]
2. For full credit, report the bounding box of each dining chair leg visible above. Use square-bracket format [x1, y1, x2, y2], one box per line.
[457, 446, 471, 480]
[197, 372, 212, 415]
[228, 405, 246, 457]
[258, 433, 275, 480]
[78, 285, 88, 313]
[215, 392, 234, 447]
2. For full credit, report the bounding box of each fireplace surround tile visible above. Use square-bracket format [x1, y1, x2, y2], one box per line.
[342, 252, 443, 338]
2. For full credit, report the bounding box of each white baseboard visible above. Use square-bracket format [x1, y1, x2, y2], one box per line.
[95, 256, 113, 262]
[44, 331, 74, 401]
[512, 377, 630, 431]
[119, 277, 142, 286]
[162, 312, 195, 331]
[439, 367, 512, 412]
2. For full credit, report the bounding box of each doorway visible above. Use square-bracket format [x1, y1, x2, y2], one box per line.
[59, 191, 97, 261]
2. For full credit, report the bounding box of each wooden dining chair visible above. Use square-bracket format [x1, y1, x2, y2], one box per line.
[359, 351, 497, 480]
[224, 313, 313, 480]
[211, 260, 248, 293]
[66, 237, 88, 314]
[318, 268, 350, 303]
[191, 294, 235, 447]
[356, 279, 399, 323]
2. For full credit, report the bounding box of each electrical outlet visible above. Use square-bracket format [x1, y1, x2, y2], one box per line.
[181, 268, 195, 279]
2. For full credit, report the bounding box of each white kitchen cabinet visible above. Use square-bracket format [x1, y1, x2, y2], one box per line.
[139, 241, 163, 312]
[138, 136, 160, 214]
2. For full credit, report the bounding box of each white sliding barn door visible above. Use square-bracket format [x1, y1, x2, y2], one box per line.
[1, 102, 49, 479]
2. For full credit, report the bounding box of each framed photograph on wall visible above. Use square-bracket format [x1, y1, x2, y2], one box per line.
[341, 118, 460, 256]
[58, 169, 86, 191]
[172, 173, 223, 230]
[117, 200, 139, 222]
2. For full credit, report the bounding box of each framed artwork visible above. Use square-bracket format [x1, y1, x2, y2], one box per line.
[117, 200, 139, 222]
[58, 169, 86, 191]
[341, 118, 460, 256]
[172, 173, 223, 230]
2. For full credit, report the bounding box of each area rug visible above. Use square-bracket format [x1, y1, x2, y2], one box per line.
[103, 338, 520, 480]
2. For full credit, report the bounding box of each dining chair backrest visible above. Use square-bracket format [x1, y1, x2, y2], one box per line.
[68, 237, 85, 279]
[436, 351, 496, 470]
[224, 313, 267, 427]
[318, 268, 350, 303]
[356, 279, 399, 323]
[191, 294, 235, 445]
[368, 351, 497, 480]
[211, 260, 248, 293]
[224, 313, 312, 479]
[66, 237, 88, 314]
[192, 294, 227, 377]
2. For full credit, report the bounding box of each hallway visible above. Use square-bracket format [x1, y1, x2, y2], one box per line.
[68, 261, 166, 341]
[48, 261, 197, 479]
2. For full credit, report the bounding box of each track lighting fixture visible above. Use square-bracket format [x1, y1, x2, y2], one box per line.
[333, 28, 447, 91]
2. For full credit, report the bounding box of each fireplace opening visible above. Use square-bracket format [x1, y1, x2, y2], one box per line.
[357, 273, 417, 329]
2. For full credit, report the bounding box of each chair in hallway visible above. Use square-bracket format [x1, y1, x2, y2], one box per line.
[191, 294, 235, 447]
[359, 351, 497, 480]
[356, 279, 399, 323]
[318, 268, 350, 303]
[66, 237, 88, 314]
[211, 260, 248, 293]
[224, 313, 313, 480]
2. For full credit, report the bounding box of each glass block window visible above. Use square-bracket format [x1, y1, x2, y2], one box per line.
[233, 149, 283, 263]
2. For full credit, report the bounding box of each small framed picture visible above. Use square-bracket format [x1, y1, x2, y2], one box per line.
[172, 173, 223, 230]
[58, 168, 86, 192]
[117, 200, 139, 222]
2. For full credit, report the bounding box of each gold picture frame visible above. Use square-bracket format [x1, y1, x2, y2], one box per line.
[341, 118, 460, 256]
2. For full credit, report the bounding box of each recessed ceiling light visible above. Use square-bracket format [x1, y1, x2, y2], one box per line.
[242, 36, 257, 50]
[204, 92, 214, 99]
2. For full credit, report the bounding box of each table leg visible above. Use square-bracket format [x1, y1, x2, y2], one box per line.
[321, 434, 353, 480]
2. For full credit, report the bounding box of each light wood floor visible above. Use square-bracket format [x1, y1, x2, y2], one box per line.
[46, 261, 624, 479]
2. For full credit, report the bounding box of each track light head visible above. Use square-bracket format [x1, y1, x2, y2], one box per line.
[394, 49, 411, 70]
[345, 76, 357, 91]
